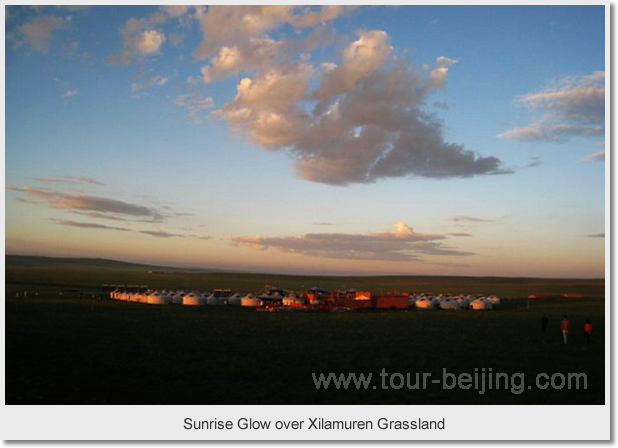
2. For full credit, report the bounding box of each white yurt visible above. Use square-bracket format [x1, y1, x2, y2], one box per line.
[183, 292, 206, 306]
[439, 297, 461, 310]
[206, 294, 219, 305]
[456, 296, 471, 309]
[241, 294, 262, 307]
[470, 298, 493, 310]
[228, 293, 242, 306]
[415, 297, 435, 309]
[147, 291, 172, 305]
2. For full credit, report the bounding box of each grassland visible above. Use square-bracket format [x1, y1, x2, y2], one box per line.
[5, 255, 605, 405]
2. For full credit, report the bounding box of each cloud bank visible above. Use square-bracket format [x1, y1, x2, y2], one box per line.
[7, 186, 164, 221]
[230, 222, 473, 262]
[499, 71, 605, 145]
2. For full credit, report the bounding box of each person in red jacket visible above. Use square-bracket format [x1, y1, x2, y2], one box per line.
[561, 315, 571, 345]
[583, 319, 593, 345]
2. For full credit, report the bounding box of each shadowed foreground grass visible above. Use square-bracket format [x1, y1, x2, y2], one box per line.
[5, 293, 604, 405]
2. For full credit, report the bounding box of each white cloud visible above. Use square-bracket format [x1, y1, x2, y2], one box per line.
[161, 5, 193, 17]
[11, 15, 69, 52]
[201, 37, 290, 83]
[217, 30, 506, 185]
[62, 89, 79, 99]
[136, 29, 166, 54]
[131, 74, 169, 96]
[108, 12, 167, 64]
[499, 70, 605, 143]
[174, 91, 215, 123]
[193, 6, 354, 60]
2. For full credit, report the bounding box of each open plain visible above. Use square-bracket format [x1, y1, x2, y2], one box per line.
[5, 256, 605, 405]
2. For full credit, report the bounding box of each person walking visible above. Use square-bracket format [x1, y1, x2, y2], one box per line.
[561, 315, 571, 345]
[583, 319, 593, 345]
[541, 314, 549, 333]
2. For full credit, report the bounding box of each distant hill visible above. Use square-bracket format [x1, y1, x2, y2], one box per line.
[4, 255, 210, 272]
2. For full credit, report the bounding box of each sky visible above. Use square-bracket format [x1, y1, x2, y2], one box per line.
[4, 5, 607, 278]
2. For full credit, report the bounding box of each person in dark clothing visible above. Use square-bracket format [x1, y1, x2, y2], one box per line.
[541, 314, 549, 333]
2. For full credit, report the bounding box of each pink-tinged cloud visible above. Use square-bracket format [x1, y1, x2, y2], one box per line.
[7, 186, 163, 220]
[9, 15, 69, 52]
[584, 149, 605, 162]
[229, 222, 473, 262]
[193, 6, 356, 60]
[499, 71, 605, 143]
[108, 12, 167, 64]
[218, 30, 507, 185]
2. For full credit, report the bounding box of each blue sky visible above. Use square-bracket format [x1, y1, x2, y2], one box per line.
[5, 5, 606, 277]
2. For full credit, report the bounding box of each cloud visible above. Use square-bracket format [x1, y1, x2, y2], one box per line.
[108, 12, 167, 64]
[33, 175, 103, 185]
[51, 219, 131, 232]
[583, 149, 605, 162]
[62, 89, 79, 99]
[499, 71, 605, 143]
[131, 74, 170, 97]
[139, 230, 184, 238]
[7, 186, 164, 221]
[217, 30, 507, 185]
[449, 233, 472, 237]
[587, 232, 604, 238]
[162, 5, 195, 18]
[229, 222, 473, 262]
[193, 6, 355, 60]
[526, 157, 542, 168]
[201, 37, 292, 83]
[173, 91, 215, 122]
[70, 211, 128, 222]
[51, 218, 212, 240]
[448, 215, 495, 223]
[10, 15, 69, 52]
[498, 123, 603, 142]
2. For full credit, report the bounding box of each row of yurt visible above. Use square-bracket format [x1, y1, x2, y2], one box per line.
[109, 289, 262, 307]
[408, 293, 500, 310]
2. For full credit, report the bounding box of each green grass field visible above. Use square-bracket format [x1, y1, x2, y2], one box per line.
[5, 256, 605, 405]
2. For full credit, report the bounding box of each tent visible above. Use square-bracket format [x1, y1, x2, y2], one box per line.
[183, 292, 206, 306]
[147, 291, 172, 305]
[241, 294, 262, 307]
[470, 298, 493, 310]
[415, 297, 435, 309]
